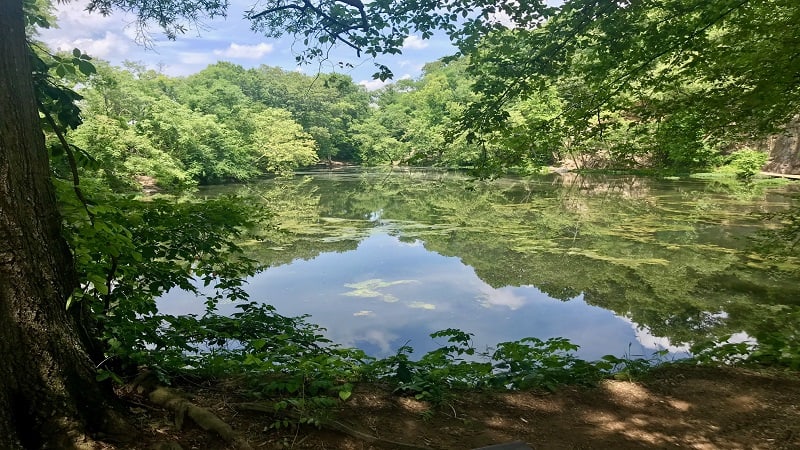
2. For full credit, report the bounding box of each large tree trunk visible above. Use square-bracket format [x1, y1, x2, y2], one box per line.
[0, 1, 125, 448]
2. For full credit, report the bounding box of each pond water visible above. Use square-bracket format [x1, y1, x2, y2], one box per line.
[159, 168, 800, 361]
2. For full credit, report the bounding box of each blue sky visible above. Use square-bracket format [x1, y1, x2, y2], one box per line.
[38, 0, 458, 89]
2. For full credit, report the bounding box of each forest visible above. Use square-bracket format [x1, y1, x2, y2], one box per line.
[39, 37, 795, 189]
[1, 0, 799, 448]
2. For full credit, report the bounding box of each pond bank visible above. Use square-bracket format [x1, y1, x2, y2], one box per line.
[762, 171, 800, 180]
[129, 364, 800, 449]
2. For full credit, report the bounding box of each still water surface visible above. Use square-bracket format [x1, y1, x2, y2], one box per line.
[160, 168, 799, 360]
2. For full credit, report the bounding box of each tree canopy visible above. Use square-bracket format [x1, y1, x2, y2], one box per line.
[461, 0, 800, 168]
[54, 0, 800, 174]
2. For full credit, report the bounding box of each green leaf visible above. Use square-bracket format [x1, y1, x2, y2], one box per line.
[87, 274, 109, 295]
[243, 353, 261, 366]
[77, 59, 96, 76]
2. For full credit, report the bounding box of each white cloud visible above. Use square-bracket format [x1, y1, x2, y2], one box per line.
[178, 52, 215, 65]
[620, 318, 691, 354]
[359, 73, 413, 91]
[397, 59, 424, 71]
[408, 302, 436, 310]
[37, 0, 137, 59]
[359, 78, 390, 91]
[46, 31, 132, 59]
[477, 286, 527, 310]
[47, 0, 126, 34]
[632, 326, 689, 353]
[213, 42, 274, 59]
[361, 329, 398, 354]
[402, 35, 429, 50]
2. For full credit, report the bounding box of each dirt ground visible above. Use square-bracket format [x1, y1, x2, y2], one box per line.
[122, 365, 800, 450]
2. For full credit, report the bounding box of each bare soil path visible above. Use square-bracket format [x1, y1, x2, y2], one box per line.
[123, 365, 800, 449]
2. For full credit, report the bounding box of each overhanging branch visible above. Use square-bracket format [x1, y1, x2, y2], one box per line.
[248, 0, 369, 54]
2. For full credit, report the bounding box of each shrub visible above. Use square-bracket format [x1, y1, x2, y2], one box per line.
[726, 148, 768, 180]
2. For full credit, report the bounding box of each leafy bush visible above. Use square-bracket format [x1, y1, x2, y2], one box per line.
[56, 184, 267, 374]
[491, 337, 603, 390]
[366, 329, 658, 405]
[131, 302, 369, 425]
[724, 148, 769, 180]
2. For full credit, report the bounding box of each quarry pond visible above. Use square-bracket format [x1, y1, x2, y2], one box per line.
[160, 168, 800, 361]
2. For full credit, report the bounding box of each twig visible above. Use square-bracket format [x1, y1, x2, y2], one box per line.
[37, 100, 95, 224]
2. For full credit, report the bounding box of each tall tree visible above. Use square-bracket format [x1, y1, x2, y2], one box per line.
[0, 1, 128, 447]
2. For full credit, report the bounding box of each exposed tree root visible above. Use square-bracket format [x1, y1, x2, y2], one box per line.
[130, 372, 430, 449]
[130, 372, 252, 450]
[235, 401, 432, 450]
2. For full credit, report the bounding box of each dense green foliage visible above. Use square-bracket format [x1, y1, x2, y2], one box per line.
[472, 0, 799, 172]
[35, 1, 798, 179]
[35, 1, 799, 179]
[49, 60, 373, 190]
[51, 51, 793, 179]
[352, 60, 480, 167]
[233, 0, 799, 172]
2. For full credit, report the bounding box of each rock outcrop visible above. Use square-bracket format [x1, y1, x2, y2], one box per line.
[761, 116, 800, 175]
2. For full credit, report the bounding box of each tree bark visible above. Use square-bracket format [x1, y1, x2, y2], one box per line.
[0, 1, 124, 447]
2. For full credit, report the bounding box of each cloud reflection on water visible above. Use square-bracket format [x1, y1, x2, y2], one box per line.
[160, 233, 677, 361]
